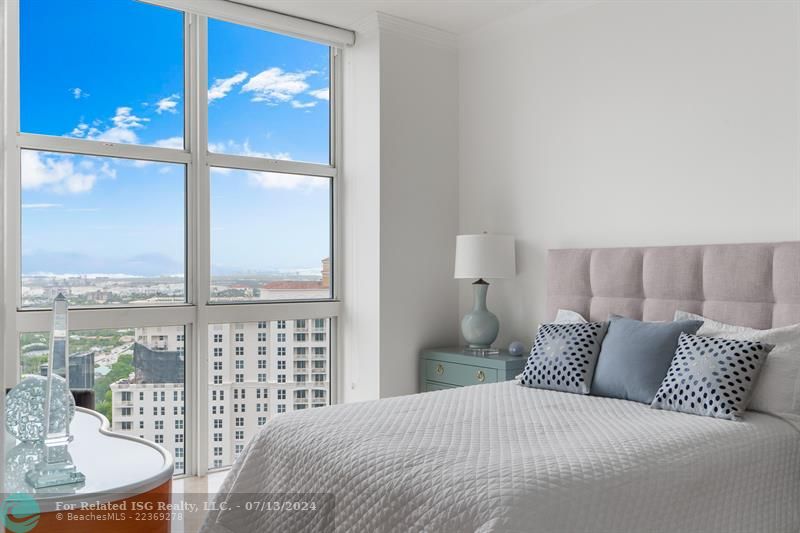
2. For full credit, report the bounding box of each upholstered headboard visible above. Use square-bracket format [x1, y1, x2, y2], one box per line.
[547, 242, 800, 329]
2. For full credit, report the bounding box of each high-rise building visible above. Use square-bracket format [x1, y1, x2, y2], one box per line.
[110, 319, 330, 472]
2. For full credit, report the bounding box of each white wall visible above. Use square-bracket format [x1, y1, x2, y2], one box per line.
[342, 14, 459, 401]
[378, 18, 460, 398]
[458, 0, 800, 348]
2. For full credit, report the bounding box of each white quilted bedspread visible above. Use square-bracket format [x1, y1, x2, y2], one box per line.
[202, 381, 800, 533]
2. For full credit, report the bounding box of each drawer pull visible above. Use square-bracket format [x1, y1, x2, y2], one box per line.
[476, 370, 485, 382]
[436, 363, 444, 376]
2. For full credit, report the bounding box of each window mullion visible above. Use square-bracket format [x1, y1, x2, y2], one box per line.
[190, 13, 210, 478]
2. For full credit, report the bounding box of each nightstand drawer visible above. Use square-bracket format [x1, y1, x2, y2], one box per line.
[425, 359, 498, 386]
[424, 381, 457, 392]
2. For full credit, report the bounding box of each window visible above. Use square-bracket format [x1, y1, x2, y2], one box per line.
[10, 0, 340, 479]
[258, 359, 267, 369]
[294, 333, 307, 342]
[213, 433, 222, 442]
[18, 326, 186, 475]
[235, 430, 244, 440]
[277, 405, 286, 414]
[277, 361, 285, 370]
[258, 417, 266, 425]
[214, 419, 223, 429]
[235, 444, 244, 454]
[277, 390, 286, 400]
[235, 417, 244, 427]
[155, 435, 164, 444]
[277, 374, 286, 383]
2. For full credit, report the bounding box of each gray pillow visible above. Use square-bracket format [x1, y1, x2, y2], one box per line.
[591, 315, 703, 403]
[520, 322, 608, 394]
[651, 333, 773, 420]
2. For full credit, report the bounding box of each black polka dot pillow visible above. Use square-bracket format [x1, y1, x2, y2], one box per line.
[651, 332, 773, 420]
[520, 322, 609, 394]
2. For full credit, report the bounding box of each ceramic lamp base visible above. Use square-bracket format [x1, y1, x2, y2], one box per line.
[461, 279, 500, 349]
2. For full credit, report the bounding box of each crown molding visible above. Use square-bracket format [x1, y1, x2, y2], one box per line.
[347, 11, 456, 50]
[376, 12, 458, 50]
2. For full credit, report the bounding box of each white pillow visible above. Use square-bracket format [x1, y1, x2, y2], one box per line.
[674, 310, 800, 425]
[554, 308, 588, 324]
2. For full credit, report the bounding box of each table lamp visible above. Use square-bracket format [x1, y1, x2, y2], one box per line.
[454, 233, 516, 354]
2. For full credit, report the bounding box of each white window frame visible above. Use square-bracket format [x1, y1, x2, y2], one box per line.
[2, 0, 344, 477]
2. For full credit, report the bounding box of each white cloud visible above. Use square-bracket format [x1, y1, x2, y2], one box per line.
[208, 71, 248, 102]
[209, 139, 323, 191]
[290, 100, 317, 109]
[22, 203, 62, 209]
[153, 136, 184, 149]
[69, 107, 150, 144]
[70, 123, 89, 138]
[155, 93, 180, 114]
[308, 88, 329, 101]
[241, 68, 315, 105]
[71, 87, 89, 99]
[21, 152, 116, 194]
[246, 171, 326, 191]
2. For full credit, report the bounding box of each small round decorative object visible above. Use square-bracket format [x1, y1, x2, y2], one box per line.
[508, 341, 526, 357]
[5, 374, 75, 442]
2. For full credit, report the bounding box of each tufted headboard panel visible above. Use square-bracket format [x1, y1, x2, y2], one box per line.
[547, 242, 800, 329]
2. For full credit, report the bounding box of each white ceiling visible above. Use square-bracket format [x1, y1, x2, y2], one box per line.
[235, 0, 539, 35]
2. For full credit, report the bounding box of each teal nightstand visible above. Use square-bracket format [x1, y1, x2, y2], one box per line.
[420, 347, 527, 392]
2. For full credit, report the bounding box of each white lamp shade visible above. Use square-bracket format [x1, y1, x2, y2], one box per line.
[454, 234, 516, 279]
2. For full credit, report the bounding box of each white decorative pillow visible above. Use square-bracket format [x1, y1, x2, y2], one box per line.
[554, 308, 588, 324]
[651, 332, 772, 420]
[674, 310, 800, 425]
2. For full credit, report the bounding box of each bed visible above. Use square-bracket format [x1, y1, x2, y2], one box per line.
[202, 242, 800, 533]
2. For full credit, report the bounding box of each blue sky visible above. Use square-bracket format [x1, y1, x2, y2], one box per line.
[20, 0, 331, 277]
